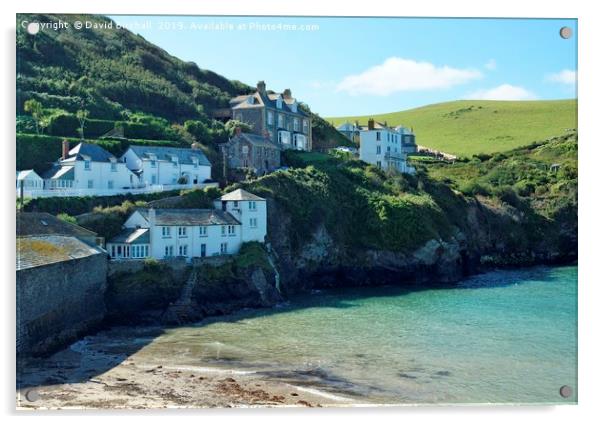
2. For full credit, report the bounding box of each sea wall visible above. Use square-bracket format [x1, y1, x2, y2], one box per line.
[16, 253, 108, 356]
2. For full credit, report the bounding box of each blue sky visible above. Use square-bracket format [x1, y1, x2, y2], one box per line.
[110, 16, 577, 117]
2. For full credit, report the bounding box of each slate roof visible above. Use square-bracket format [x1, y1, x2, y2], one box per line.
[219, 189, 265, 201]
[108, 227, 150, 244]
[16, 170, 42, 180]
[126, 145, 211, 167]
[16, 235, 105, 271]
[229, 133, 281, 149]
[63, 142, 117, 163]
[230, 91, 308, 117]
[41, 164, 75, 180]
[137, 208, 240, 226]
[16, 212, 98, 240]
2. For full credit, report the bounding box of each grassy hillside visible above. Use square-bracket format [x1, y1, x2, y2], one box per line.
[328, 99, 577, 157]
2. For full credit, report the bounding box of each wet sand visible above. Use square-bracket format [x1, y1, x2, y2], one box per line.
[16, 334, 355, 410]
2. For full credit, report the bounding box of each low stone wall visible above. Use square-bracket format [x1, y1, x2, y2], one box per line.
[107, 257, 189, 278]
[17, 253, 108, 356]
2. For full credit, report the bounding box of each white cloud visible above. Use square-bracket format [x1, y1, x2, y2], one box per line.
[545, 69, 577, 85]
[335, 57, 482, 96]
[466, 84, 537, 100]
[485, 59, 497, 70]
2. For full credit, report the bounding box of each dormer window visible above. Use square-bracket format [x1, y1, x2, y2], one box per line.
[192, 157, 199, 168]
[171, 155, 178, 167]
[247, 95, 254, 105]
[291, 101, 298, 113]
[276, 97, 283, 109]
[110, 158, 117, 171]
[84, 160, 91, 170]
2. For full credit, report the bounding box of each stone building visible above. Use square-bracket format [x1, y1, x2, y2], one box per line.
[222, 129, 281, 176]
[16, 213, 107, 356]
[229, 81, 312, 151]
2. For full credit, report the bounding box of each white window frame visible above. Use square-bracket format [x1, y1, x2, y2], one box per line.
[199, 226, 208, 237]
[162, 226, 171, 237]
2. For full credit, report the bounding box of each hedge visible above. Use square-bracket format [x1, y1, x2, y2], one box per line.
[17, 133, 188, 173]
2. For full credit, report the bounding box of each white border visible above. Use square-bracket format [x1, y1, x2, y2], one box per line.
[2, 1, 600, 423]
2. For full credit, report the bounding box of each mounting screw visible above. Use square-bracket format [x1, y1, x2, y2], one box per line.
[559, 27, 572, 39]
[559, 385, 573, 398]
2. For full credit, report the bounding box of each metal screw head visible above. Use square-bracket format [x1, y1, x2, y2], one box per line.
[559, 385, 573, 398]
[560, 27, 572, 39]
[26, 22, 40, 35]
[25, 389, 39, 402]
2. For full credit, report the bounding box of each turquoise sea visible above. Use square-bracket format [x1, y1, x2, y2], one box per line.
[111, 266, 578, 404]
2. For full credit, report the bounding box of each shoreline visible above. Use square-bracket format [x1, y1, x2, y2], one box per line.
[17, 336, 357, 409]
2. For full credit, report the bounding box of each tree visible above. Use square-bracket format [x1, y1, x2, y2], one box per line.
[23, 99, 47, 135]
[76, 109, 89, 140]
[224, 119, 252, 137]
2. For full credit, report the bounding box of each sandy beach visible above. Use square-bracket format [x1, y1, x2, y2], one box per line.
[16, 330, 355, 410]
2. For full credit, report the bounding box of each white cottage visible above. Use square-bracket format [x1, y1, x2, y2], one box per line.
[358, 119, 416, 174]
[121, 145, 212, 188]
[16, 170, 44, 190]
[42, 141, 138, 192]
[106, 189, 267, 261]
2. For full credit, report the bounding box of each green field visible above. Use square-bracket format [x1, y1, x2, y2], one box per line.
[327, 99, 577, 157]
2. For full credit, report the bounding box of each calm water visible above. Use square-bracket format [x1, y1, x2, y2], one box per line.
[104, 266, 578, 404]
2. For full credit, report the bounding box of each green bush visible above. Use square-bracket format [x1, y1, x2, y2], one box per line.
[48, 111, 79, 136]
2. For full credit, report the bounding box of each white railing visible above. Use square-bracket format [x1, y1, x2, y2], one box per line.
[18, 182, 219, 199]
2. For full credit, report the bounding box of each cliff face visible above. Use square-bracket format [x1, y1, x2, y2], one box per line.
[266, 195, 576, 294]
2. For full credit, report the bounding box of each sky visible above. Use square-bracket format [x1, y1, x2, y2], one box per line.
[110, 16, 577, 117]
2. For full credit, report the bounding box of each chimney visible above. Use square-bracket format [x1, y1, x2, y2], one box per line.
[62, 139, 70, 160]
[191, 142, 201, 150]
[283, 88, 292, 99]
[148, 208, 156, 227]
[235, 126, 242, 136]
[257, 80, 266, 95]
[368, 118, 375, 131]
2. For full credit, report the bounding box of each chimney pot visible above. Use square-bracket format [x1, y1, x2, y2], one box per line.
[62, 139, 70, 160]
[368, 118, 375, 131]
[283, 88, 292, 99]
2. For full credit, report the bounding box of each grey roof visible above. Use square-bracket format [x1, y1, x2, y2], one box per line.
[219, 189, 265, 201]
[108, 227, 150, 244]
[63, 142, 117, 163]
[230, 91, 308, 117]
[17, 212, 98, 239]
[138, 208, 240, 226]
[229, 133, 281, 149]
[41, 164, 75, 180]
[127, 145, 211, 168]
[17, 235, 105, 271]
[16, 169, 42, 180]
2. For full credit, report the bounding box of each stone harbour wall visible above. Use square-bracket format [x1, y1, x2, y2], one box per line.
[17, 253, 108, 356]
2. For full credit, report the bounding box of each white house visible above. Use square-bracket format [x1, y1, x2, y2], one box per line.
[106, 189, 267, 261]
[358, 119, 416, 174]
[121, 145, 212, 187]
[16, 170, 44, 190]
[336, 121, 360, 144]
[41, 141, 139, 192]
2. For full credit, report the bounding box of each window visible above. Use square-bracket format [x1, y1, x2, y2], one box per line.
[150, 160, 156, 168]
[267, 111, 274, 126]
[110, 162, 117, 172]
[377, 161, 382, 169]
[234, 201, 239, 208]
[178, 227, 187, 237]
[376, 146, 381, 155]
[220, 242, 228, 255]
[387, 146, 391, 152]
[303, 120, 309, 134]
[293, 118, 299, 132]
[84, 160, 91, 170]
[228, 225, 236, 236]
[87, 180, 93, 189]
[199, 226, 207, 237]
[179, 245, 188, 256]
[249, 201, 257, 211]
[221, 226, 226, 236]
[201, 244, 206, 257]
[276, 98, 283, 109]
[162, 227, 171, 237]
[278, 114, 284, 128]
[108, 180, 114, 189]
[250, 217, 258, 228]
[376, 132, 381, 141]
[164, 246, 174, 257]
